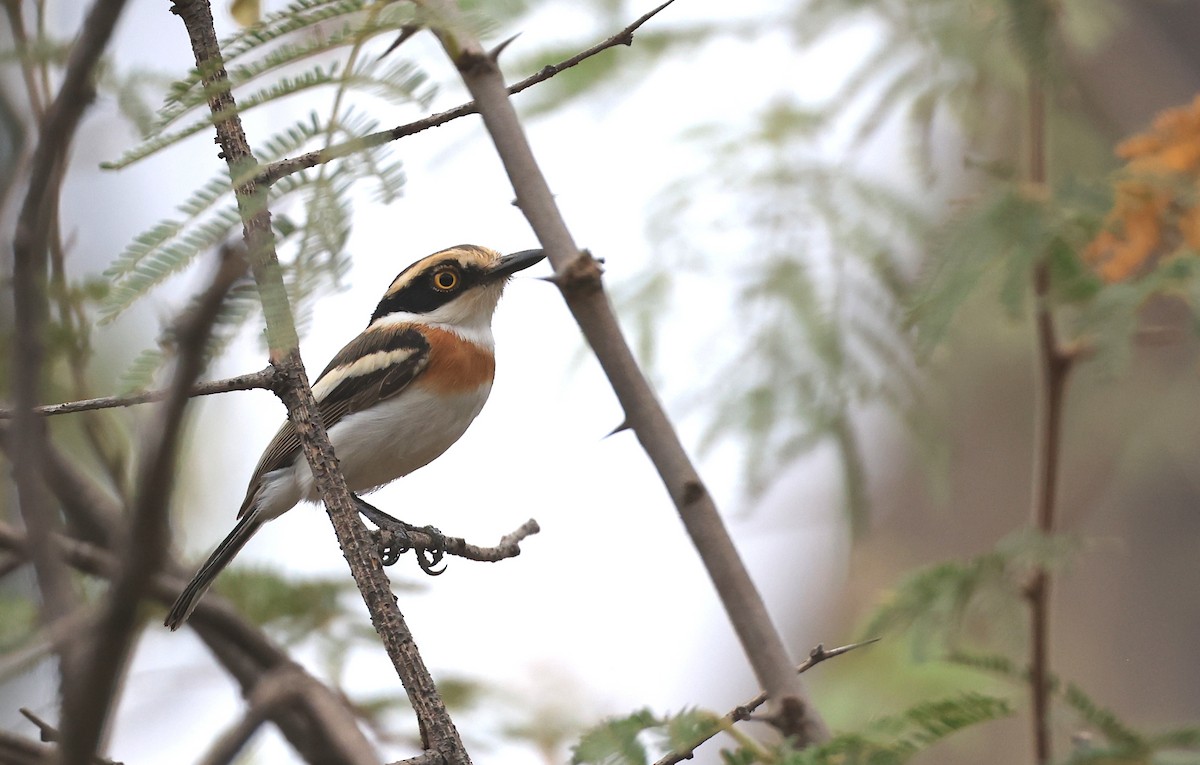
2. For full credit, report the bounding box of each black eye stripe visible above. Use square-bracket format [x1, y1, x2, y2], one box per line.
[370, 261, 487, 322]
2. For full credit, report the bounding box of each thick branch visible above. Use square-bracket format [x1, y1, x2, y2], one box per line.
[0, 367, 275, 419]
[0, 522, 378, 765]
[426, 0, 827, 745]
[8, 0, 131, 681]
[57, 249, 242, 765]
[255, 0, 678, 186]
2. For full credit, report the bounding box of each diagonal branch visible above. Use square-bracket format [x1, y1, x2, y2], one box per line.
[194, 667, 311, 765]
[18, 709, 121, 765]
[255, 0, 678, 186]
[169, 2, 471, 762]
[424, 0, 828, 746]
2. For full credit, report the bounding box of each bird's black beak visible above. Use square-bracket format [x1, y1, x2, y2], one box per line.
[489, 249, 545, 279]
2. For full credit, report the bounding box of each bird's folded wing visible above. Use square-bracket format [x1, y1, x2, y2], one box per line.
[236, 325, 432, 517]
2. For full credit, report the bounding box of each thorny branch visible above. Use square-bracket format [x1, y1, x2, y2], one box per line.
[255, 0, 679, 186]
[425, 0, 828, 745]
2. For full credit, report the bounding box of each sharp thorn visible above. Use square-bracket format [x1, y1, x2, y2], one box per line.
[489, 33, 521, 62]
[378, 25, 420, 61]
[604, 419, 631, 439]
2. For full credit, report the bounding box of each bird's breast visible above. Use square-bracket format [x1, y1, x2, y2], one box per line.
[320, 381, 493, 496]
[418, 325, 496, 392]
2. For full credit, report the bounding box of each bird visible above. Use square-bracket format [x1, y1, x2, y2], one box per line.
[164, 244, 545, 630]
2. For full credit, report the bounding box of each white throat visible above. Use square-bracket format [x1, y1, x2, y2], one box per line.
[372, 310, 496, 348]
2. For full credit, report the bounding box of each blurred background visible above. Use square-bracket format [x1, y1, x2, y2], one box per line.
[2, 0, 1200, 763]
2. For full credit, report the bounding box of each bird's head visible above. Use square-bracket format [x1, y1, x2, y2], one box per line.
[369, 245, 545, 337]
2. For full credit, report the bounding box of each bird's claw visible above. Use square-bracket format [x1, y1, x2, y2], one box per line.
[374, 527, 412, 566]
[371, 522, 446, 575]
[354, 495, 448, 575]
[412, 525, 447, 576]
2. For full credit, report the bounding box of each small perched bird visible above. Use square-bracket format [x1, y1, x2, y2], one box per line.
[165, 244, 545, 630]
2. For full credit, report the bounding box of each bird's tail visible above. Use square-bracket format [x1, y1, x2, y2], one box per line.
[164, 509, 263, 630]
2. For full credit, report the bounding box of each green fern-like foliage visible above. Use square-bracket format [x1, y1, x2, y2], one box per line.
[861, 530, 1082, 656]
[569, 696, 1010, 765]
[629, 99, 928, 535]
[99, 0, 454, 387]
[572, 708, 722, 765]
[216, 566, 357, 642]
[783, 693, 1013, 765]
[797, 0, 1118, 177]
[946, 653, 1200, 764]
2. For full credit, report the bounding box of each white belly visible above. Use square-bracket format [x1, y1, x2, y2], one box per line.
[255, 383, 491, 518]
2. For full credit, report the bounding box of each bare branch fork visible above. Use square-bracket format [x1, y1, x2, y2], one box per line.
[424, 0, 829, 745]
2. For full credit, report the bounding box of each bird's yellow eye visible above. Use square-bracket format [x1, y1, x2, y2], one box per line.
[433, 269, 459, 291]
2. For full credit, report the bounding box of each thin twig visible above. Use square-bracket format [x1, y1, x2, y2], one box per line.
[194, 667, 307, 765]
[1025, 69, 1071, 765]
[654, 639, 879, 765]
[0, 367, 276, 419]
[255, 0, 679, 187]
[424, 0, 827, 746]
[57, 249, 243, 765]
[378, 518, 540, 565]
[18, 709, 122, 765]
[0, 607, 95, 684]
